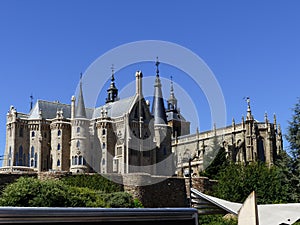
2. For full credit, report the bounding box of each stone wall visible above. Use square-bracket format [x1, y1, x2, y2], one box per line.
[122, 173, 188, 208]
[0, 172, 216, 208]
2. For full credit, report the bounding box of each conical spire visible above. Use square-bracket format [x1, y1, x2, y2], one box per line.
[167, 76, 177, 111]
[106, 64, 118, 103]
[75, 73, 87, 118]
[152, 57, 167, 125]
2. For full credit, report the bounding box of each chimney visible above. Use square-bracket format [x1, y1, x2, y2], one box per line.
[135, 71, 143, 96]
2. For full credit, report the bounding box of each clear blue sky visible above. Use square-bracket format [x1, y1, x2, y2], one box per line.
[1, 0, 300, 157]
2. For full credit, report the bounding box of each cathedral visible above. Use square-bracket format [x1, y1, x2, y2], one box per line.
[2, 60, 283, 176]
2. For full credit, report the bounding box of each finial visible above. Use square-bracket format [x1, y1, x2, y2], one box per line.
[245, 96, 251, 112]
[264, 111, 268, 123]
[111, 64, 115, 82]
[155, 57, 160, 77]
[30, 94, 33, 111]
[170, 75, 174, 93]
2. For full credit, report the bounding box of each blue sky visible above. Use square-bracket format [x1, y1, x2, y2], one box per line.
[1, 0, 300, 158]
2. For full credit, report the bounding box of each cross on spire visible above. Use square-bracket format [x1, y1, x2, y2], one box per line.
[111, 64, 115, 82]
[155, 57, 160, 77]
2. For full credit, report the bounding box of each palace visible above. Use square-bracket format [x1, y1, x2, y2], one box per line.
[2, 61, 283, 175]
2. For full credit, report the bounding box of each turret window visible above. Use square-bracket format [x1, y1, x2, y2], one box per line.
[75, 156, 78, 165]
[8, 147, 11, 158]
[31, 131, 35, 137]
[79, 156, 83, 165]
[102, 143, 106, 149]
[77, 127, 80, 133]
[76, 141, 80, 148]
[58, 130, 61, 136]
[57, 144, 61, 150]
[102, 129, 106, 135]
[57, 159, 60, 167]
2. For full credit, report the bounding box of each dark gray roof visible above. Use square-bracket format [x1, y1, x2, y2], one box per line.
[93, 96, 135, 119]
[151, 75, 167, 124]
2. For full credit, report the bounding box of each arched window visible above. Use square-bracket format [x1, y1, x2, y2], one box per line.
[79, 156, 82, 165]
[8, 159, 11, 167]
[34, 153, 37, 168]
[57, 159, 60, 167]
[77, 127, 80, 133]
[102, 143, 106, 149]
[15, 153, 19, 166]
[102, 158, 105, 165]
[57, 144, 61, 150]
[31, 159, 34, 167]
[31, 146, 34, 158]
[19, 146, 23, 156]
[76, 141, 80, 148]
[19, 146, 23, 166]
[58, 130, 61, 136]
[72, 156, 75, 165]
[8, 147, 11, 158]
[31, 131, 35, 137]
[75, 156, 78, 165]
[102, 129, 106, 135]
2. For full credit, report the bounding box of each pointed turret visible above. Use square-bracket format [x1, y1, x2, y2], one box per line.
[106, 65, 118, 103]
[167, 76, 177, 111]
[151, 58, 167, 125]
[75, 74, 87, 118]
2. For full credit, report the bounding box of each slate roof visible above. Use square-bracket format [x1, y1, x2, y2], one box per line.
[29, 100, 72, 119]
[92, 96, 136, 119]
[166, 110, 187, 122]
[27, 94, 136, 120]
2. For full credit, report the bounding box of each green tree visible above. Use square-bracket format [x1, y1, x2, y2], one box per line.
[214, 163, 293, 204]
[286, 98, 300, 159]
[0, 177, 136, 208]
[285, 98, 300, 200]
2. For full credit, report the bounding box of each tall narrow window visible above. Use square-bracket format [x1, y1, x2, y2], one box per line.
[57, 160, 60, 167]
[58, 130, 61, 136]
[57, 144, 61, 150]
[79, 156, 82, 165]
[77, 127, 80, 133]
[31, 131, 35, 137]
[8, 147, 11, 158]
[76, 141, 80, 148]
[8, 159, 11, 167]
[19, 146, 23, 166]
[34, 153, 37, 168]
[102, 129, 106, 135]
[75, 156, 78, 165]
[31, 146, 34, 158]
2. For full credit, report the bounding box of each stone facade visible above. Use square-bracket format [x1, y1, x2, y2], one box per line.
[2, 63, 179, 176]
[2, 62, 282, 177]
[174, 99, 283, 176]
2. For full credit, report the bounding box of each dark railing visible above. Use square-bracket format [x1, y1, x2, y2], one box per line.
[0, 207, 198, 225]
